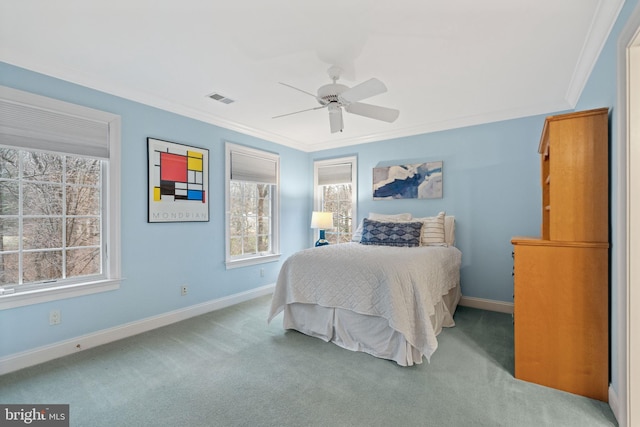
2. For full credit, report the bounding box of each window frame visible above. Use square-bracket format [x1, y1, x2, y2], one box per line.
[0, 86, 121, 310]
[313, 156, 357, 245]
[225, 142, 280, 269]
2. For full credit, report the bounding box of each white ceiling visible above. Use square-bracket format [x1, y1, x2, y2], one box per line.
[0, 0, 625, 152]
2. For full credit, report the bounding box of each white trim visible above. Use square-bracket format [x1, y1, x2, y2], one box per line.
[617, 4, 640, 425]
[626, 11, 640, 427]
[458, 296, 514, 314]
[610, 385, 622, 424]
[106, 116, 122, 283]
[0, 279, 120, 310]
[0, 284, 275, 376]
[565, 0, 625, 105]
[225, 253, 281, 269]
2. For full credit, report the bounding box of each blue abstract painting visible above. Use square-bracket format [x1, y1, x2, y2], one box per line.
[372, 161, 443, 200]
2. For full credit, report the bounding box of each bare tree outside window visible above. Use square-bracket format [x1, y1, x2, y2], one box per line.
[321, 183, 353, 244]
[229, 181, 272, 257]
[0, 147, 102, 287]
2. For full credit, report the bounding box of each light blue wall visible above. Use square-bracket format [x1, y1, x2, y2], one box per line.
[0, 62, 311, 357]
[312, 117, 544, 302]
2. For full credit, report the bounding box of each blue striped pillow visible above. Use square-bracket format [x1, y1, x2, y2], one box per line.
[360, 219, 423, 247]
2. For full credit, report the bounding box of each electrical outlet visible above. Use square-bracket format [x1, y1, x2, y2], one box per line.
[49, 309, 61, 325]
[260, 268, 265, 277]
[180, 285, 188, 296]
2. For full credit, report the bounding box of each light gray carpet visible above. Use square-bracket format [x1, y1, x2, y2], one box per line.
[0, 295, 617, 426]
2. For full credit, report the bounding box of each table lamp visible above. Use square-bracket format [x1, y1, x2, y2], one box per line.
[310, 211, 334, 247]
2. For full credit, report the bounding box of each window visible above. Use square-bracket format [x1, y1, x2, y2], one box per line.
[0, 86, 121, 309]
[225, 143, 279, 268]
[314, 156, 357, 244]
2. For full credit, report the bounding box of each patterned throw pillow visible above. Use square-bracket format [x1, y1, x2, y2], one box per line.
[351, 213, 413, 242]
[360, 219, 423, 247]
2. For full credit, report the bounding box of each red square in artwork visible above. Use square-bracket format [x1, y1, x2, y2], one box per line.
[160, 152, 188, 182]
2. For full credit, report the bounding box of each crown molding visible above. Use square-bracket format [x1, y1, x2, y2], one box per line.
[565, 0, 625, 106]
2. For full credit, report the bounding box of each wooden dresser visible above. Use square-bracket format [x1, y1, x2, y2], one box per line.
[511, 108, 609, 402]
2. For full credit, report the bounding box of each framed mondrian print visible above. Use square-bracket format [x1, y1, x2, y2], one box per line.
[147, 138, 209, 222]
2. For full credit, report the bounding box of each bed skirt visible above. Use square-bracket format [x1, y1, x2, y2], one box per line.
[281, 284, 462, 366]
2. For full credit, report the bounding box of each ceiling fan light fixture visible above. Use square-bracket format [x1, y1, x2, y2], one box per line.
[328, 103, 344, 133]
[274, 65, 399, 133]
[317, 83, 348, 105]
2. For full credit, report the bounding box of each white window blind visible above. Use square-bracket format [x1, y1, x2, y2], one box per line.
[0, 86, 110, 158]
[317, 162, 353, 185]
[230, 150, 277, 184]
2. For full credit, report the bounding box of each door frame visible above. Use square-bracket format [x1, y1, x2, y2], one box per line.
[626, 30, 640, 427]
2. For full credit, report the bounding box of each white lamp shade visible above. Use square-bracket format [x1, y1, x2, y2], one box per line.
[310, 211, 334, 229]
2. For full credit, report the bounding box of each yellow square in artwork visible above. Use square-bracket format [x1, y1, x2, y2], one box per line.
[154, 187, 161, 201]
[188, 154, 203, 172]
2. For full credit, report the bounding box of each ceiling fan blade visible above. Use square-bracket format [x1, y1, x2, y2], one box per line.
[339, 78, 387, 103]
[278, 82, 318, 99]
[345, 102, 400, 123]
[272, 105, 326, 119]
[328, 103, 343, 133]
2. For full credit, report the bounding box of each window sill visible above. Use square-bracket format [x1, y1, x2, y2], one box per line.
[0, 279, 121, 310]
[225, 253, 281, 269]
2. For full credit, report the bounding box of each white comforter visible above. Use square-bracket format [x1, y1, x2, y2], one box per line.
[268, 242, 462, 362]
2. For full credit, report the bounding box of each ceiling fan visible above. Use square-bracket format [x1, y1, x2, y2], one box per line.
[274, 66, 399, 133]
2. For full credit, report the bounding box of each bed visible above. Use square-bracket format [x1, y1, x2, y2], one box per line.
[268, 213, 461, 366]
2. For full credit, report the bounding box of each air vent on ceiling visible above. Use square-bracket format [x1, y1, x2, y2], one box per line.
[207, 92, 235, 104]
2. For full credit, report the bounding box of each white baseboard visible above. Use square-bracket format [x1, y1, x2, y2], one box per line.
[459, 296, 514, 314]
[0, 284, 275, 376]
[608, 384, 624, 426]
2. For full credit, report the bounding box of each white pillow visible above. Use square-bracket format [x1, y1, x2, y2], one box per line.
[351, 220, 364, 242]
[413, 211, 447, 246]
[368, 212, 413, 221]
[444, 216, 455, 246]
